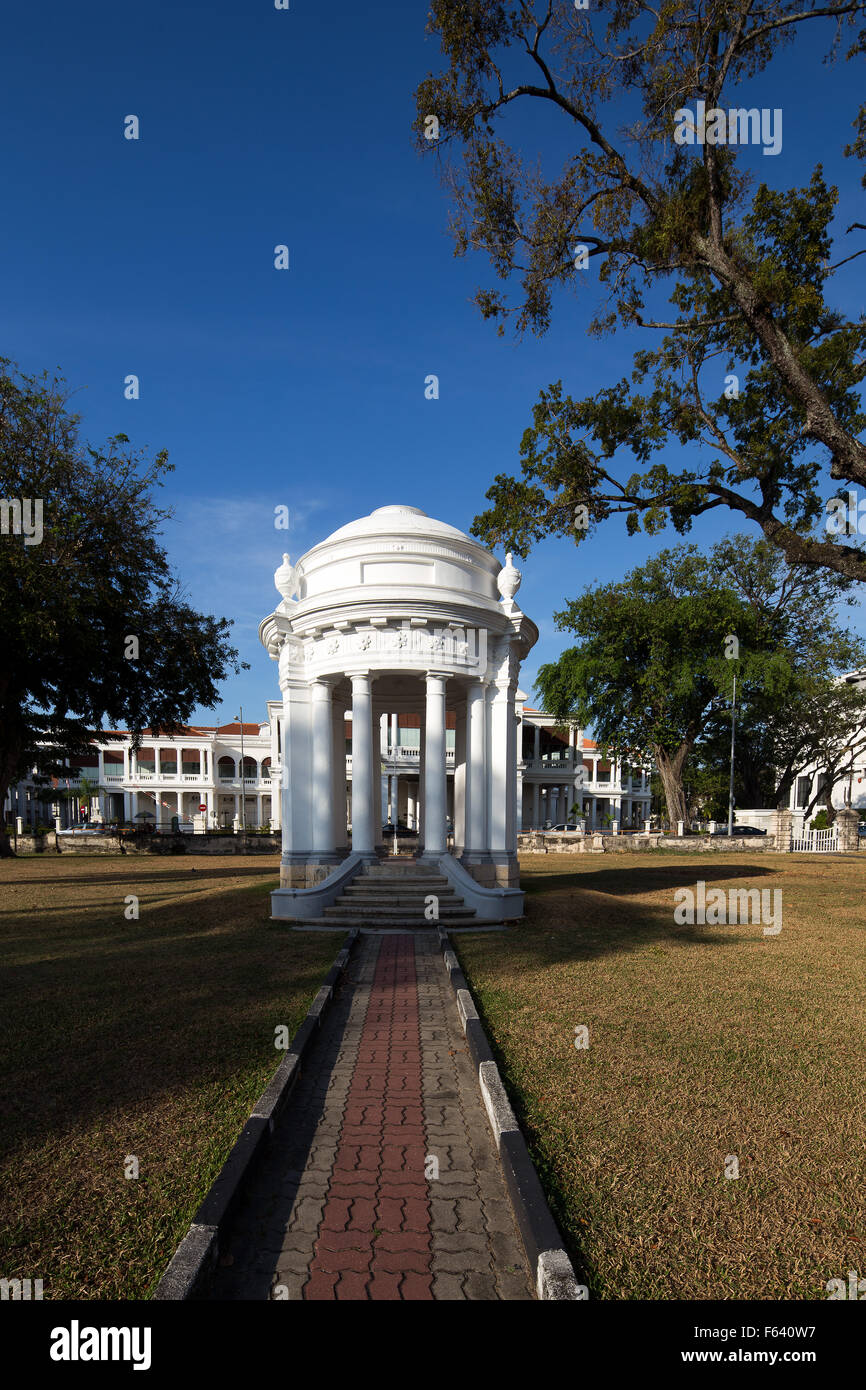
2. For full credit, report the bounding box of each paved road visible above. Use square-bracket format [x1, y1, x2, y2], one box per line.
[206, 933, 533, 1300]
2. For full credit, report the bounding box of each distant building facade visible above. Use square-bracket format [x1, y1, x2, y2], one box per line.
[4, 704, 651, 833]
[786, 667, 866, 818]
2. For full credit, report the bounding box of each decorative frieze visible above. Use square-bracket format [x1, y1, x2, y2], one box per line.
[288, 620, 488, 677]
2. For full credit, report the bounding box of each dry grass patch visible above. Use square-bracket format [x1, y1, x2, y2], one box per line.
[457, 851, 866, 1300]
[0, 855, 339, 1299]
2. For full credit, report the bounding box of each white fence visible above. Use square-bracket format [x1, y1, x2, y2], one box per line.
[790, 827, 839, 853]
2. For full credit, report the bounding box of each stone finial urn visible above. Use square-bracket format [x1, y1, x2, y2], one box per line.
[274, 553, 300, 602]
[497, 552, 522, 601]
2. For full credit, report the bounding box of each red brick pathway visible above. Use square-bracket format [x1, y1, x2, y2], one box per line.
[305, 934, 432, 1299]
[205, 933, 532, 1300]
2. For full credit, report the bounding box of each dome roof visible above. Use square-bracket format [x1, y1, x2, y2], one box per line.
[320, 504, 476, 548]
[271, 501, 501, 616]
[259, 501, 538, 665]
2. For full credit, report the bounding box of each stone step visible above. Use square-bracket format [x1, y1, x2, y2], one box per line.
[287, 919, 442, 931]
[361, 871, 451, 882]
[323, 903, 476, 920]
[364, 863, 436, 873]
[346, 884, 458, 895]
[326, 896, 475, 912]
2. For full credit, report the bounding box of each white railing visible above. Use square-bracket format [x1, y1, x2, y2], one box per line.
[791, 828, 839, 853]
[104, 772, 124, 781]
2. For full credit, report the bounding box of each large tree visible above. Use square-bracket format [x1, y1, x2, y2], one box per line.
[535, 536, 866, 826]
[0, 360, 246, 855]
[415, 1, 866, 580]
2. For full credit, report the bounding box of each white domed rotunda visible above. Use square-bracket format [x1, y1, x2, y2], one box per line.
[258, 504, 538, 922]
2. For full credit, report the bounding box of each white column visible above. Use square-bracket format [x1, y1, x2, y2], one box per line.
[533, 724, 540, 762]
[423, 674, 447, 855]
[390, 712, 398, 754]
[418, 716, 425, 841]
[532, 782, 540, 829]
[407, 784, 416, 830]
[465, 681, 487, 854]
[350, 674, 375, 855]
[453, 704, 466, 852]
[332, 703, 347, 850]
[311, 680, 335, 855]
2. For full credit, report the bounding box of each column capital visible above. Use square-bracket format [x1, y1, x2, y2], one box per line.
[310, 678, 336, 699]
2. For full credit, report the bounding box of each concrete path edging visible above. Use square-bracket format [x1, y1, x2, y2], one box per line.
[153, 929, 360, 1300]
[436, 926, 586, 1302]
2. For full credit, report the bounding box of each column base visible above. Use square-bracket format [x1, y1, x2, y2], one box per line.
[279, 851, 349, 889]
[460, 851, 520, 890]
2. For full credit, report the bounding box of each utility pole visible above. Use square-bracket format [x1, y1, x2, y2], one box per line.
[236, 706, 246, 832]
[727, 674, 737, 837]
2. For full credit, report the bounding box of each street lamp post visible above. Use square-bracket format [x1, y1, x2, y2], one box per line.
[235, 707, 246, 832]
[727, 674, 737, 838]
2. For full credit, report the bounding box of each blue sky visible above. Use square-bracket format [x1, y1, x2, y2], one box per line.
[4, 1, 865, 725]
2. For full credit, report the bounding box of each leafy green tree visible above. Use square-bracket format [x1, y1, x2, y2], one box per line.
[415, 1, 866, 580]
[78, 774, 99, 823]
[0, 360, 246, 856]
[687, 537, 866, 813]
[534, 536, 866, 826]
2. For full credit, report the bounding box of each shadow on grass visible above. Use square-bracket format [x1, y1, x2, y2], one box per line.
[468, 860, 781, 968]
[0, 882, 343, 1159]
[459, 857, 792, 1291]
[0, 864, 277, 889]
[522, 859, 779, 898]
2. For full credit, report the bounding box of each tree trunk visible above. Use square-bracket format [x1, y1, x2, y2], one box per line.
[0, 770, 14, 856]
[651, 742, 692, 829]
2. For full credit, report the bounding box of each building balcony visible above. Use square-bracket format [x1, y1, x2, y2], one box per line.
[217, 777, 271, 788]
[345, 752, 455, 772]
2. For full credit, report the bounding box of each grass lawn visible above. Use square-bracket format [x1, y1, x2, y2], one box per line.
[0, 855, 340, 1299]
[457, 851, 866, 1300]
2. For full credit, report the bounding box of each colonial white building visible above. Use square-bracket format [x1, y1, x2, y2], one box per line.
[4, 719, 278, 831]
[519, 710, 652, 831]
[786, 667, 866, 818]
[3, 706, 651, 835]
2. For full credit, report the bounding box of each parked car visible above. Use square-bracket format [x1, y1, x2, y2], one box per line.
[711, 824, 767, 836]
[548, 822, 583, 833]
[381, 822, 418, 837]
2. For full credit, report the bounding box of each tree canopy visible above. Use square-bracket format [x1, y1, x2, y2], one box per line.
[415, 1, 866, 580]
[534, 535, 866, 825]
[0, 359, 246, 852]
